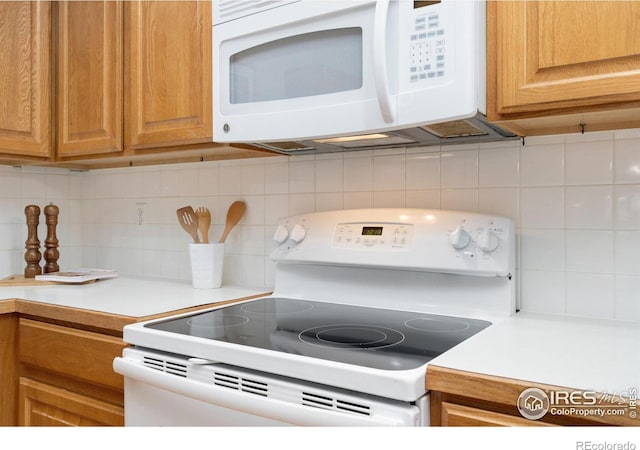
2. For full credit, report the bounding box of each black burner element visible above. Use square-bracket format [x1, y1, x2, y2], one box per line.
[299, 324, 405, 349]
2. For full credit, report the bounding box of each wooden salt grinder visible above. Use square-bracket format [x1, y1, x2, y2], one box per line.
[44, 203, 60, 273]
[24, 205, 42, 278]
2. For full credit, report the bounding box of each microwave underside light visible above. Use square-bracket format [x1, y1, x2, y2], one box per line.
[313, 134, 415, 148]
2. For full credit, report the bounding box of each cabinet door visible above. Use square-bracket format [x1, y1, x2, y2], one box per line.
[125, 0, 212, 150]
[0, 1, 51, 158]
[19, 378, 123, 426]
[56, 1, 123, 157]
[488, 1, 640, 134]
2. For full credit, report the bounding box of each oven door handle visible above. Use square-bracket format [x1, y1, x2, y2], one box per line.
[114, 357, 415, 426]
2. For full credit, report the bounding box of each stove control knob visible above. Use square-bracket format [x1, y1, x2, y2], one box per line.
[449, 225, 471, 249]
[477, 228, 499, 252]
[290, 224, 306, 244]
[273, 225, 289, 245]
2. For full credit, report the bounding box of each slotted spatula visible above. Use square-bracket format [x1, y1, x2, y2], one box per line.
[176, 206, 200, 243]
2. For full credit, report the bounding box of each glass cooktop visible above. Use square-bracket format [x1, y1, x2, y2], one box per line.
[145, 297, 491, 371]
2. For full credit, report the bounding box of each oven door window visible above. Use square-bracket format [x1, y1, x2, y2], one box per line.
[229, 28, 363, 104]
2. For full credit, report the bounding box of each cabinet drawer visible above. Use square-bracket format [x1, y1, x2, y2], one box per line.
[19, 377, 123, 426]
[19, 319, 126, 390]
[440, 402, 555, 427]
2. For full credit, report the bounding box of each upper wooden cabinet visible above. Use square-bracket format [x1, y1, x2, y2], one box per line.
[0, 1, 52, 159]
[1, 1, 227, 165]
[124, 1, 212, 150]
[487, 0, 640, 136]
[56, 1, 123, 157]
[59, 0, 212, 157]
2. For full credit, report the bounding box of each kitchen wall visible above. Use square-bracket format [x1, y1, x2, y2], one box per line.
[0, 166, 84, 276]
[1, 128, 639, 323]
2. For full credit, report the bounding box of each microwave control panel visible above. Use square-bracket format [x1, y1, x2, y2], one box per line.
[409, 10, 448, 83]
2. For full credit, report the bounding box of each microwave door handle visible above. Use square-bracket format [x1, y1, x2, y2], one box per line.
[373, 0, 395, 124]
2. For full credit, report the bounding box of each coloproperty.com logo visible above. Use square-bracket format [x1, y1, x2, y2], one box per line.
[517, 387, 638, 421]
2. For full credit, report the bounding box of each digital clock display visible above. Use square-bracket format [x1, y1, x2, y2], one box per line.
[362, 226, 383, 236]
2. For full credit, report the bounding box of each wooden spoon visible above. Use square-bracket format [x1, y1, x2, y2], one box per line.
[195, 207, 211, 243]
[176, 206, 200, 243]
[218, 201, 246, 243]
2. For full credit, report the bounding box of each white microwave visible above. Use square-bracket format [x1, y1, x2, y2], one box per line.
[213, 0, 515, 153]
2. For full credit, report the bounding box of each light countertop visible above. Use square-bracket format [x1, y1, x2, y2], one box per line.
[0, 276, 270, 317]
[428, 311, 640, 395]
[2, 277, 637, 396]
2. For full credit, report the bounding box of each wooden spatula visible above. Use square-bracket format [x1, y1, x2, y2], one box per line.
[176, 206, 200, 243]
[219, 201, 246, 243]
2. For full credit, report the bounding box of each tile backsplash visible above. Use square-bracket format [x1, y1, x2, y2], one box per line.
[0, 166, 84, 277]
[1, 129, 639, 322]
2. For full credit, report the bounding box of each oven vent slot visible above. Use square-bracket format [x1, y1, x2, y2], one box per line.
[213, 371, 268, 397]
[142, 356, 187, 378]
[301, 392, 371, 416]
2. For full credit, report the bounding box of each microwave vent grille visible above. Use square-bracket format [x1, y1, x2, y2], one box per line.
[258, 141, 314, 152]
[421, 120, 489, 138]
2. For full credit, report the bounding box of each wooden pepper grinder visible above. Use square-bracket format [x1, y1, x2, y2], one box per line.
[44, 203, 60, 274]
[24, 205, 42, 278]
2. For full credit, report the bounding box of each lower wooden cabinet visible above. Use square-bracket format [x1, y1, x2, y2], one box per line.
[18, 319, 126, 391]
[0, 314, 18, 426]
[17, 318, 126, 426]
[427, 365, 637, 427]
[438, 401, 554, 427]
[19, 378, 123, 426]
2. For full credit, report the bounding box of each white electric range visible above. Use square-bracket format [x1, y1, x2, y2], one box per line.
[114, 208, 515, 426]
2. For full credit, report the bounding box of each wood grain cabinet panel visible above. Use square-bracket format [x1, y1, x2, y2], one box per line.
[0, 1, 51, 158]
[18, 319, 127, 391]
[56, 1, 123, 157]
[487, 0, 640, 136]
[124, 0, 212, 150]
[19, 377, 123, 426]
[428, 366, 638, 427]
[0, 314, 18, 426]
[440, 402, 554, 427]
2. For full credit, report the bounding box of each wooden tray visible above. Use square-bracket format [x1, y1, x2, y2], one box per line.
[0, 274, 96, 287]
[0, 274, 58, 286]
